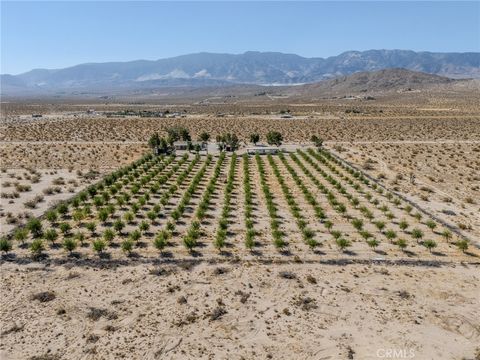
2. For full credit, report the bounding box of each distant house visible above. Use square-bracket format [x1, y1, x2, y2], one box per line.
[173, 141, 207, 151]
[32, 114, 42, 118]
[246, 147, 280, 155]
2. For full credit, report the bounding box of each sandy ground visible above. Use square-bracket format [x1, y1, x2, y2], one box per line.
[330, 143, 480, 243]
[0, 169, 102, 235]
[1, 259, 479, 360]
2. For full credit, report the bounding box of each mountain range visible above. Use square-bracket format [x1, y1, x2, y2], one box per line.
[1, 50, 479, 95]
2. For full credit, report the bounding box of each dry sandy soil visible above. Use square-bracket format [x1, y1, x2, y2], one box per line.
[1, 95, 479, 360]
[330, 143, 480, 242]
[1, 260, 479, 360]
[0, 168, 102, 235]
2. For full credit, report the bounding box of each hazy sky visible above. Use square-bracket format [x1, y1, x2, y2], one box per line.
[1, 1, 479, 74]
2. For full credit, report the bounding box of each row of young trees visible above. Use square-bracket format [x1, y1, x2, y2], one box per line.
[303, 148, 467, 253]
[268, 155, 318, 250]
[256, 154, 286, 250]
[214, 153, 237, 251]
[243, 155, 255, 250]
[183, 153, 225, 252]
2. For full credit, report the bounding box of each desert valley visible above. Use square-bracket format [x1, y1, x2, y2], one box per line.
[0, 62, 479, 359]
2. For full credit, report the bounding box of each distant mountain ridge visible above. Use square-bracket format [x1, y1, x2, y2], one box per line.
[1, 50, 479, 95]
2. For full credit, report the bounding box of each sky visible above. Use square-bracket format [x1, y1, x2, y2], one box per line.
[1, 1, 479, 74]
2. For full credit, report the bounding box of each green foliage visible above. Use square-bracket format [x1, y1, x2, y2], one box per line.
[63, 238, 77, 253]
[121, 239, 134, 254]
[27, 218, 43, 238]
[92, 239, 107, 253]
[249, 133, 260, 145]
[351, 218, 363, 231]
[385, 229, 397, 241]
[423, 239, 437, 252]
[30, 239, 44, 256]
[266, 131, 283, 146]
[374, 221, 385, 231]
[86, 222, 96, 234]
[310, 135, 323, 149]
[154, 231, 168, 252]
[411, 228, 424, 241]
[426, 219, 437, 230]
[103, 229, 115, 243]
[14, 228, 28, 244]
[396, 238, 408, 251]
[44, 228, 58, 243]
[139, 220, 150, 233]
[45, 210, 58, 224]
[0, 237, 12, 253]
[59, 222, 71, 235]
[129, 230, 141, 242]
[399, 219, 409, 231]
[113, 219, 125, 234]
[456, 239, 469, 253]
[367, 238, 380, 250]
[335, 238, 351, 252]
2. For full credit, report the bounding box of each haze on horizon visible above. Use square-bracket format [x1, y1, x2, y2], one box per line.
[1, 1, 479, 75]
